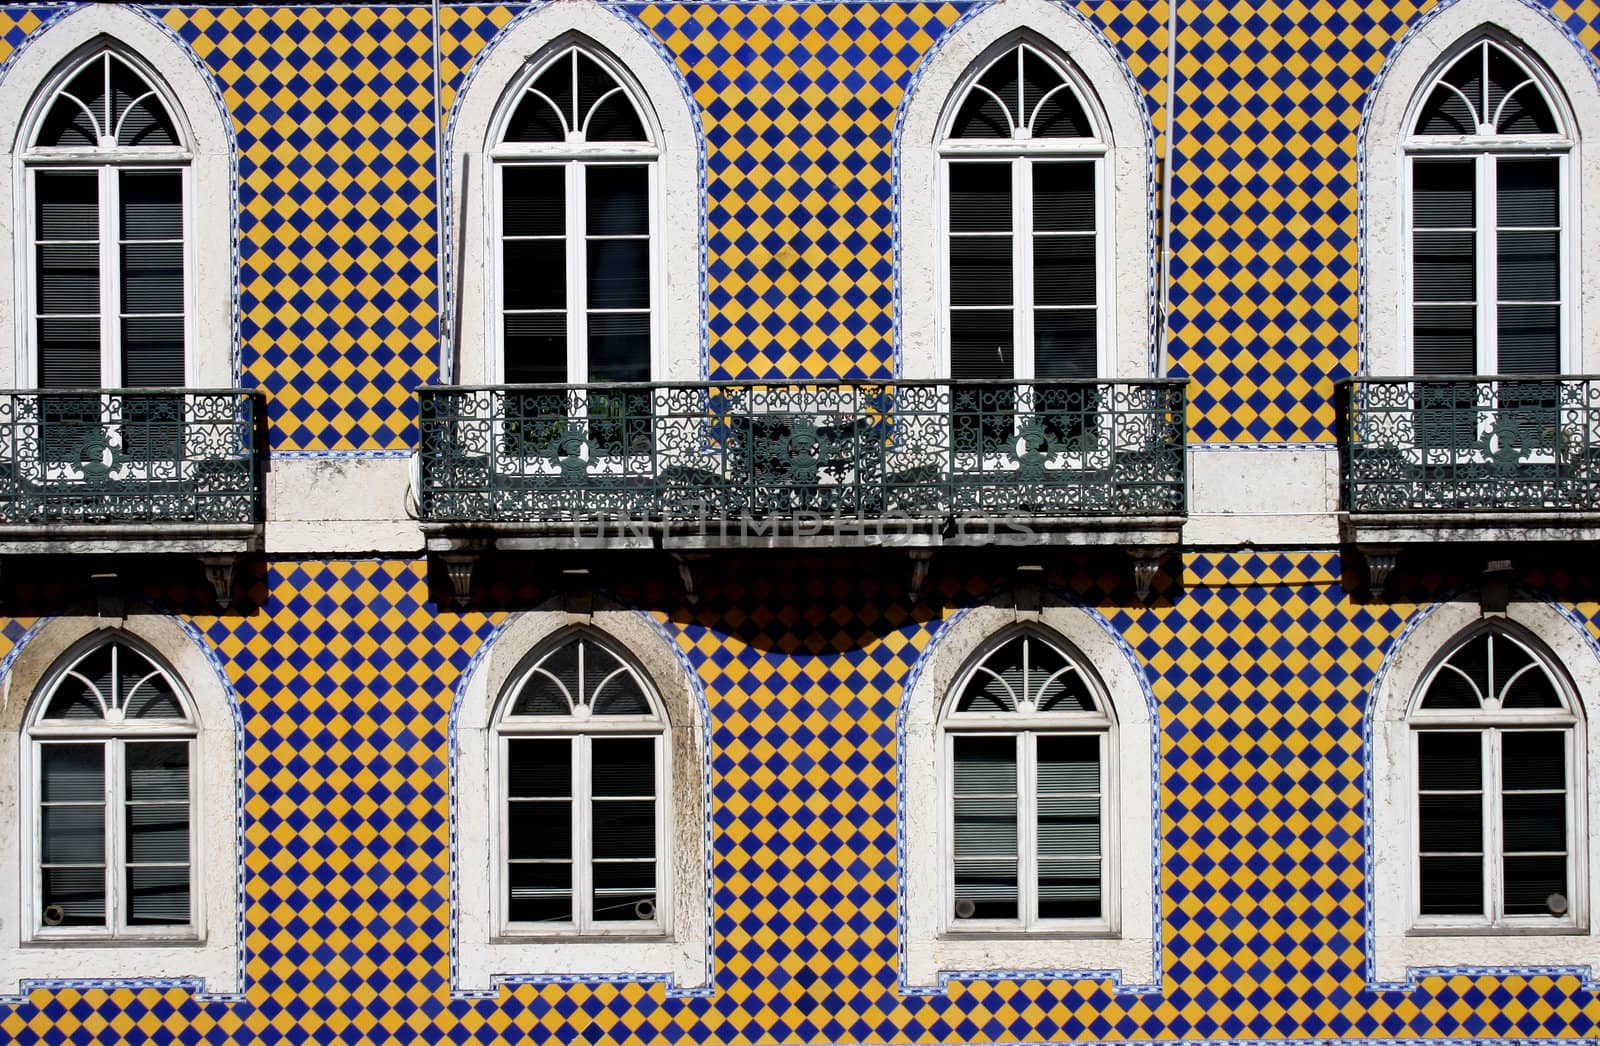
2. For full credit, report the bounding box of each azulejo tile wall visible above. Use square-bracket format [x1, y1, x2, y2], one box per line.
[1, 557, 1598, 1042]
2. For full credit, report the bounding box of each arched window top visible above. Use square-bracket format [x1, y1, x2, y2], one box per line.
[944, 43, 1097, 143]
[1414, 626, 1575, 716]
[500, 45, 651, 147]
[30, 50, 182, 151]
[30, 635, 191, 726]
[501, 631, 659, 721]
[1411, 38, 1561, 139]
[947, 630, 1107, 719]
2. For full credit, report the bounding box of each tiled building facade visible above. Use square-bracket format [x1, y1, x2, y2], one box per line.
[0, 0, 1596, 1043]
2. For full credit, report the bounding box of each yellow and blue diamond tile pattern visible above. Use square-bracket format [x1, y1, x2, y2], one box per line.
[0, 557, 1598, 1042]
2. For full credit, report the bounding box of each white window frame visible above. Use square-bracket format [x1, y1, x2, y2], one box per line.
[895, 0, 1153, 382]
[1369, 598, 1600, 984]
[1361, 0, 1600, 378]
[451, 603, 709, 994]
[941, 629, 1117, 935]
[901, 602, 1155, 989]
[492, 633, 669, 938]
[1400, 35, 1574, 375]
[488, 44, 662, 387]
[1406, 626, 1584, 934]
[22, 635, 199, 942]
[936, 45, 1111, 381]
[0, 615, 240, 996]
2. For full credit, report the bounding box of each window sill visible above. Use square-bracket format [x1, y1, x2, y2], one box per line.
[1, 935, 236, 995]
[906, 932, 1155, 988]
[1374, 930, 1600, 983]
[455, 934, 702, 993]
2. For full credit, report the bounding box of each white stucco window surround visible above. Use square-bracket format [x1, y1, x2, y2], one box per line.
[0, 614, 240, 995]
[901, 602, 1156, 989]
[1368, 597, 1600, 984]
[1361, 0, 1600, 376]
[451, 603, 709, 993]
[445, 3, 702, 386]
[0, 4, 235, 390]
[895, 0, 1154, 380]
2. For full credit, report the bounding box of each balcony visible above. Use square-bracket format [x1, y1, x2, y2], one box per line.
[0, 389, 265, 599]
[418, 380, 1187, 597]
[1336, 376, 1600, 559]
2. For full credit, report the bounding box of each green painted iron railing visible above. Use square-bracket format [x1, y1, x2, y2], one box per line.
[0, 389, 265, 525]
[1337, 376, 1600, 512]
[418, 380, 1187, 524]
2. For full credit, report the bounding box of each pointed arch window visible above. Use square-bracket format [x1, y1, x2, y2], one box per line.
[23, 49, 188, 390]
[941, 43, 1104, 383]
[943, 630, 1115, 932]
[1410, 627, 1584, 929]
[1407, 38, 1569, 376]
[495, 631, 666, 934]
[24, 635, 196, 937]
[493, 45, 656, 386]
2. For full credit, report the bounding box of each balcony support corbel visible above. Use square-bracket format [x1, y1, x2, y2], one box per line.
[672, 553, 707, 606]
[1361, 545, 1400, 598]
[440, 553, 477, 608]
[198, 554, 237, 610]
[908, 549, 935, 604]
[1129, 549, 1164, 602]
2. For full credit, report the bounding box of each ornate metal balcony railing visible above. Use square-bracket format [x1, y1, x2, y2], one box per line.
[1337, 376, 1600, 513]
[0, 389, 265, 525]
[418, 379, 1187, 526]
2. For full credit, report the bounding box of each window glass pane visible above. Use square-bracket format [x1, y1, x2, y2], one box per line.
[1035, 657, 1097, 713]
[1503, 855, 1567, 916]
[951, 91, 1010, 139]
[121, 243, 183, 314]
[1417, 731, 1483, 790]
[121, 317, 185, 387]
[593, 861, 656, 922]
[1415, 50, 1482, 135]
[504, 314, 566, 384]
[37, 61, 105, 147]
[124, 672, 184, 720]
[1033, 163, 1094, 232]
[1419, 855, 1484, 915]
[1502, 792, 1565, 853]
[121, 171, 182, 240]
[1037, 735, 1099, 793]
[1497, 231, 1558, 303]
[38, 244, 100, 315]
[1418, 793, 1482, 852]
[949, 164, 1011, 233]
[953, 860, 1018, 919]
[1424, 636, 1489, 708]
[587, 313, 651, 383]
[507, 799, 571, 859]
[1037, 795, 1099, 857]
[126, 741, 188, 801]
[1038, 859, 1100, 919]
[506, 738, 572, 798]
[1033, 236, 1094, 308]
[1502, 731, 1565, 789]
[1029, 79, 1092, 139]
[1496, 304, 1559, 375]
[508, 861, 571, 923]
[586, 167, 649, 236]
[1413, 160, 1475, 228]
[503, 167, 565, 236]
[127, 866, 190, 925]
[952, 734, 1017, 793]
[515, 644, 580, 714]
[592, 799, 656, 859]
[586, 94, 648, 143]
[1498, 159, 1559, 227]
[1489, 48, 1556, 134]
[41, 867, 106, 927]
[587, 242, 650, 309]
[950, 235, 1013, 307]
[37, 318, 101, 389]
[126, 802, 189, 863]
[40, 742, 105, 801]
[591, 669, 650, 716]
[503, 241, 567, 311]
[1412, 231, 1475, 303]
[1412, 306, 1476, 376]
[1035, 310, 1097, 380]
[953, 795, 1017, 857]
[41, 805, 106, 863]
[593, 738, 655, 797]
[950, 311, 1014, 381]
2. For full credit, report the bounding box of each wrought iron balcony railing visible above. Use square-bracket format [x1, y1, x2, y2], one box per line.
[1337, 376, 1600, 513]
[417, 379, 1187, 527]
[0, 389, 265, 526]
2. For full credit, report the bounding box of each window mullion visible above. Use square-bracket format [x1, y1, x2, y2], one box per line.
[1479, 152, 1497, 374]
[1486, 728, 1504, 925]
[575, 734, 591, 932]
[568, 161, 586, 384]
[107, 738, 123, 935]
[100, 164, 119, 386]
[1020, 732, 1036, 929]
[1015, 158, 1034, 380]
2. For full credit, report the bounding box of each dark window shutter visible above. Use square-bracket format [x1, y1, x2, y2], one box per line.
[36, 171, 102, 388]
[119, 170, 184, 387]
